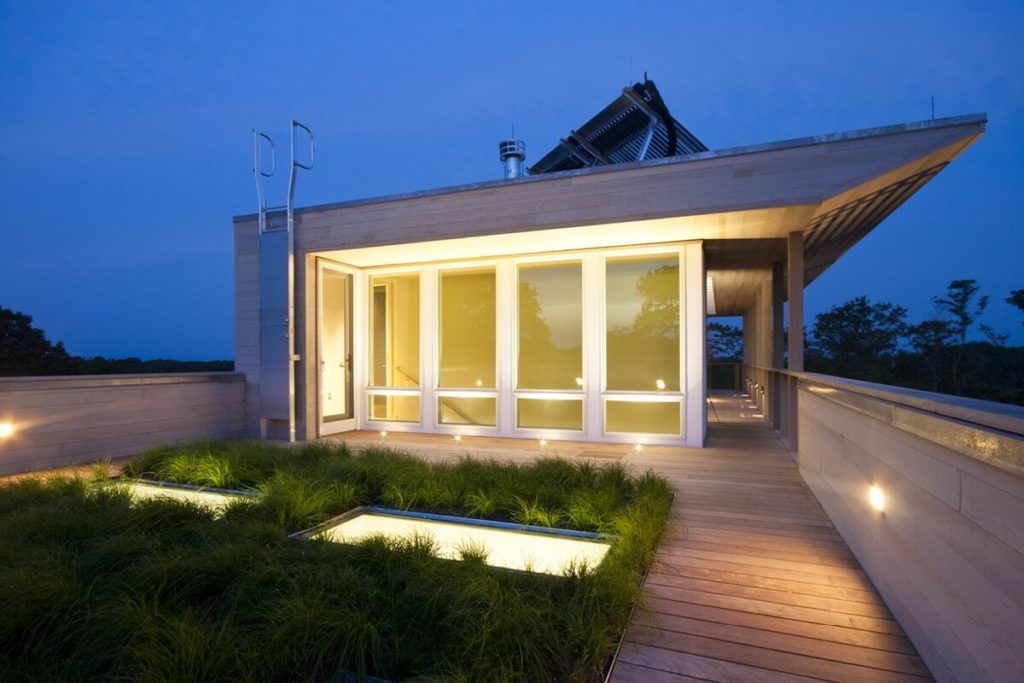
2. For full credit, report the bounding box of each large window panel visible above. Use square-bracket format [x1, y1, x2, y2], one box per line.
[368, 394, 420, 423]
[438, 397, 496, 427]
[606, 400, 680, 435]
[517, 262, 583, 390]
[605, 255, 680, 392]
[439, 268, 496, 389]
[369, 273, 420, 387]
[517, 398, 583, 431]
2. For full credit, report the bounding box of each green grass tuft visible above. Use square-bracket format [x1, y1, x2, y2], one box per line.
[0, 439, 673, 681]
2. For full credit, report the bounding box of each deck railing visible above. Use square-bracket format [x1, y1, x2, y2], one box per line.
[744, 364, 1024, 682]
[0, 372, 246, 476]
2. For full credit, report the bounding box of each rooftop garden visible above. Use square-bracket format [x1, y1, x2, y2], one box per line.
[0, 441, 672, 681]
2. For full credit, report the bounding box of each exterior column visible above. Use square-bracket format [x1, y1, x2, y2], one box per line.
[770, 261, 786, 429]
[787, 231, 804, 372]
[771, 262, 785, 369]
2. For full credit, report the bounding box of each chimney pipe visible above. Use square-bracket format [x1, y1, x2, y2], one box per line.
[498, 139, 526, 179]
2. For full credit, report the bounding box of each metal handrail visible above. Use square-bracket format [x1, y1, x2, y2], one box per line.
[252, 130, 275, 235]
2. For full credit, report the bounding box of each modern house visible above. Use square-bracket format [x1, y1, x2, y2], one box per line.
[233, 80, 985, 448]
[4, 81, 1022, 681]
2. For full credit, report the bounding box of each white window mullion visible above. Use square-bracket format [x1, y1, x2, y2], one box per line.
[420, 265, 437, 429]
[583, 253, 604, 440]
[497, 260, 515, 436]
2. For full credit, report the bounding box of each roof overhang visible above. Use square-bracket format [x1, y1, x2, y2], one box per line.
[235, 114, 985, 316]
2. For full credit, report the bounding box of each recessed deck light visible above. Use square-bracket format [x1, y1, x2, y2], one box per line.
[869, 485, 885, 512]
[380, 430, 388, 437]
[634, 444, 644, 452]
[539, 439, 547, 447]
[454, 434, 462, 443]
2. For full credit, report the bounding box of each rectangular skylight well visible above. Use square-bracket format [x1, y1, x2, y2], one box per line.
[301, 507, 611, 576]
[114, 479, 256, 515]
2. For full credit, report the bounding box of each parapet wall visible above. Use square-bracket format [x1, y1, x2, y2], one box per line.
[793, 374, 1024, 682]
[0, 372, 246, 475]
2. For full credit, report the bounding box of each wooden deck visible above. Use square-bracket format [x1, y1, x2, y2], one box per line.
[335, 393, 932, 682]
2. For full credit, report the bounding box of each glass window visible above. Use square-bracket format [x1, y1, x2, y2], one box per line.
[606, 400, 680, 435]
[369, 274, 420, 388]
[517, 398, 583, 431]
[369, 394, 420, 423]
[517, 262, 583, 390]
[439, 268, 496, 389]
[606, 255, 680, 392]
[438, 397, 496, 427]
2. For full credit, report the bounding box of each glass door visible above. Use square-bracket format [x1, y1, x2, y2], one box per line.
[318, 260, 355, 435]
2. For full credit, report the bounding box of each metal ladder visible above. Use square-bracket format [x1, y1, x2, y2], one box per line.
[253, 121, 315, 441]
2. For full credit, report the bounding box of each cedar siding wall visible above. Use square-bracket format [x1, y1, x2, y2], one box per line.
[794, 377, 1024, 682]
[0, 373, 246, 475]
[234, 219, 261, 436]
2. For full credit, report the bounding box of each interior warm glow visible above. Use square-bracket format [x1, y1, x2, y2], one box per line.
[0, 422, 12, 438]
[869, 485, 885, 512]
[317, 512, 610, 575]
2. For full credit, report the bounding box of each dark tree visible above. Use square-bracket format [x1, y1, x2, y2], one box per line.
[934, 279, 988, 346]
[807, 297, 907, 381]
[707, 322, 743, 361]
[0, 307, 77, 376]
[907, 318, 956, 392]
[931, 279, 990, 392]
[1008, 289, 1024, 327]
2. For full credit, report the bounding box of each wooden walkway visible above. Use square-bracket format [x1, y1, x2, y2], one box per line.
[338, 393, 932, 682]
[611, 394, 931, 682]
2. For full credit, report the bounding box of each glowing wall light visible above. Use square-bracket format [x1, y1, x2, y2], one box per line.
[0, 422, 12, 438]
[869, 485, 885, 512]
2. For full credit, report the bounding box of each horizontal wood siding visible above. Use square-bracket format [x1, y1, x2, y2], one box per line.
[235, 220, 261, 436]
[796, 382, 1024, 682]
[0, 373, 246, 475]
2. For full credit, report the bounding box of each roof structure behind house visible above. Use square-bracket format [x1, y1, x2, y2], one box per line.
[528, 79, 708, 175]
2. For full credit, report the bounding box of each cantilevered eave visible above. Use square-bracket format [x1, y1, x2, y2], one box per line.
[232, 113, 986, 225]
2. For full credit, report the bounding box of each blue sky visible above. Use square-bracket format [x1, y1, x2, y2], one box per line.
[1, 1, 1022, 359]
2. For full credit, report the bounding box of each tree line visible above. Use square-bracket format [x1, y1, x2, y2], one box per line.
[0, 307, 232, 376]
[708, 280, 1024, 406]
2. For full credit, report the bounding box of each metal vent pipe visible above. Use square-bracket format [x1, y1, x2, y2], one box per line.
[498, 139, 526, 179]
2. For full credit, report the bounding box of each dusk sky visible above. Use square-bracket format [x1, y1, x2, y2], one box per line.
[2, 1, 1022, 360]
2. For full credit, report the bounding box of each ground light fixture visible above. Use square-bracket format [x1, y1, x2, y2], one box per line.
[379, 430, 388, 437]
[0, 422, 13, 438]
[869, 485, 886, 513]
